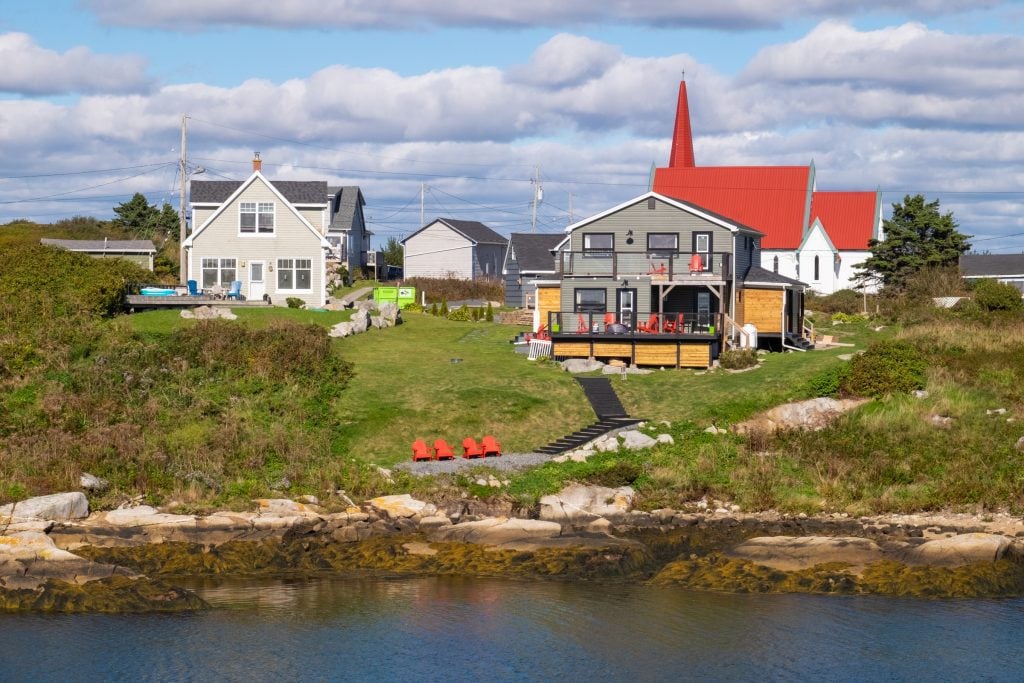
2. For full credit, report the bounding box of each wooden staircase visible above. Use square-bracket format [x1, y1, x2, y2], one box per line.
[534, 377, 643, 455]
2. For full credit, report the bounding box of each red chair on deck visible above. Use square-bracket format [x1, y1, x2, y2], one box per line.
[576, 314, 589, 334]
[663, 313, 682, 334]
[603, 312, 616, 330]
[689, 253, 705, 273]
[433, 438, 455, 461]
[481, 435, 502, 457]
[462, 437, 484, 459]
[638, 314, 660, 333]
[648, 262, 667, 276]
[411, 439, 432, 462]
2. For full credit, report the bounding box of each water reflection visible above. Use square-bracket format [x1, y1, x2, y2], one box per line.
[3, 577, 1024, 682]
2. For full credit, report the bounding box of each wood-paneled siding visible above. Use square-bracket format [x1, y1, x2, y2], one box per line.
[567, 197, 737, 261]
[552, 339, 712, 368]
[740, 288, 784, 333]
[189, 177, 326, 307]
[403, 222, 473, 279]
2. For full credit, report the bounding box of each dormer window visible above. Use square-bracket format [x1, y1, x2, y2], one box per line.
[240, 202, 275, 234]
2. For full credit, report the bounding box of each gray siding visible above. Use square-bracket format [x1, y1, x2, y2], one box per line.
[568, 197, 736, 260]
[504, 256, 522, 307]
[474, 243, 504, 279]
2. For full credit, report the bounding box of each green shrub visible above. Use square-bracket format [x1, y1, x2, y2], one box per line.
[831, 312, 869, 324]
[403, 302, 424, 314]
[585, 461, 642, 488]
[402, 276, 503, 303]
[485, 302, 494, 322]
[471, 307, 480, 321]
[430, 302, 439, 316]
[807, 289, 863, 315]
[842, 340, 926, 397]
[447, 305, 472, 322]
[719, 348, 758, 370]
[286, 297, 305, 309]
[440, 299, 449, 317]
[971, 279, 1023, 312]
[806, 363, 851, 397]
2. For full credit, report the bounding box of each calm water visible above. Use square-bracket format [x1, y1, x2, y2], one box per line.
[3, 576, 1024, 682]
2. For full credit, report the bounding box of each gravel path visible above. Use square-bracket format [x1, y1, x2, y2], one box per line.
[395, 452, 561, 476]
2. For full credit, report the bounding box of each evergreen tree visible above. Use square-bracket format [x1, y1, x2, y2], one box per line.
[485, 301, 494, 322]
[855, 194, 970, 291]
[112, 193, 159, 240]
[381, 236, 404, 266]
[156, 203, 180, 242]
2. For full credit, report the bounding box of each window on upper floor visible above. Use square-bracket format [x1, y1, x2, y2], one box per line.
[647, 233, 678, 253]
[583, 233, 613, 254]
[814, 255, 820, 281]
[240, 202, 275, 234]
[693, 232, 713, 270]
[773, 255, 779, 273]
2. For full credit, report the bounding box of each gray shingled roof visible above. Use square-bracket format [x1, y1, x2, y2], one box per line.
[327, 186, 365, 233]
[402, 218, 507, 246]
[191, 179, 328, 205]
[41, 238, 155, 252]
[506, 233, 562, 272]
[960, 254, 1024, 277]
[743, 265, 807, 288]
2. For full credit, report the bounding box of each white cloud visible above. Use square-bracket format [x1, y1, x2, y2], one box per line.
[0, 33, 151, 95]
[80, 0, 1007, 30]
[3, 26, 1022, 243]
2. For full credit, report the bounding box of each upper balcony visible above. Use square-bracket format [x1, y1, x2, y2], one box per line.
[559, 250, 731, 282]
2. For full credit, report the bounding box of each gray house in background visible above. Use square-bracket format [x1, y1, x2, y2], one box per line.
[402, 218, 507, 280]
[40, 238, 156, 270]
[502, 232, 563, 308]
[327, 186, 370, 278]
[960, 254, 1024, 293]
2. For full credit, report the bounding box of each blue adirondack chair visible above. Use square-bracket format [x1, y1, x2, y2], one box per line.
[226, 280, 243, 300]
[187, 280, 201, 296]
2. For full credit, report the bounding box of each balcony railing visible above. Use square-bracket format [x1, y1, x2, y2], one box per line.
[558, 251, 731, 280]
[547, 310, 722, 337]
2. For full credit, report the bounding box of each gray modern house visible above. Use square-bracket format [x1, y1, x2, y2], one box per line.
[502, 232, 563, 308]
[402, 218, 507, 280]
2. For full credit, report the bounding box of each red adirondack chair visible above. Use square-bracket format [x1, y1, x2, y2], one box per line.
[638, 313, 659, 333]
[603, 312, 616, 329]
[433, 438, 455, 461]
[663, 313, 682, 334]
[481, 435, 502, 457]
[576, 314, 588, 334]
[411, 439, 432, 462]
[689, 253, 705, 273]
[462, 437, 484, 459]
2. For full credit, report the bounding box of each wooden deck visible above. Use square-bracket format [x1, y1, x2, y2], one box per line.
[125, 295, 272, 310]
[551, 332, 718, 368]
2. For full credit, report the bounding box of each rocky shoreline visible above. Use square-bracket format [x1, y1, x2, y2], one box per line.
[5, 488, 1024, 612]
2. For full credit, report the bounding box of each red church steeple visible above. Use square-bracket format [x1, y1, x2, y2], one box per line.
[668, 78, 695, 168]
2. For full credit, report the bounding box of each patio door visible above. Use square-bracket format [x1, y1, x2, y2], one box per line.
[616, 288, 636, 328]
[697, 290, 711, 332]
[248, 261, 265, 301]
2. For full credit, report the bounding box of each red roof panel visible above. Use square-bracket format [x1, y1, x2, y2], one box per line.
[653, 165, 811, 249]
[810, 191, 878, 250]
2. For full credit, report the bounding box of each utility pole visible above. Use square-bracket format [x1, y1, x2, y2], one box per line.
[179, 114, 188, 285]
[420, 183, 426, 227]
[531, 165, 542, 233]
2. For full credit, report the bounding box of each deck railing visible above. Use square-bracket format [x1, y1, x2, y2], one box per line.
[548, 310, 723, 336]
[558, 251, 731, 280]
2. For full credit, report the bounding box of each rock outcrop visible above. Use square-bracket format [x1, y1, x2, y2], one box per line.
[732, 397, 869, 434]
[1, 492, 89, 522]
[538, 485, 635, 526]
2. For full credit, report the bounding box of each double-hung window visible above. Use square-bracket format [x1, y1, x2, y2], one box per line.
[582, 233, 613, 255]
[574, 288, 606, 313]
[277, 258, 312, 290]
[240, 202, 275, 234]
[647, 233, 678, 254]
[201, 258, 237, 289]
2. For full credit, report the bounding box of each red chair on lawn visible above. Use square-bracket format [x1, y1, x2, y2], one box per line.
[411, 439, 432, 462]
[433, 438, 455, 460]
[481, 435, 502, 457]
[462, 437, 484, 459]
[638, 313, 659, 333]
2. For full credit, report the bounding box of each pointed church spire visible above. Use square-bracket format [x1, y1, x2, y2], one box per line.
[668, 76, 696, 168]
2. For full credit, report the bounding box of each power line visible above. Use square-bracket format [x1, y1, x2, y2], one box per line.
[0, 161, 176, 180]
[0, 164, 177, 205]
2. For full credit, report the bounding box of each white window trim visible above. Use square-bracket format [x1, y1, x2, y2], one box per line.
[238, 201, 276, 236]
[200, 256, 238, 290]
[276, 257, 314, 292]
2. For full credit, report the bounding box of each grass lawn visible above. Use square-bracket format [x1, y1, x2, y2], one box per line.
[127, 306, 354, 335]
[330, 313, 593, 464]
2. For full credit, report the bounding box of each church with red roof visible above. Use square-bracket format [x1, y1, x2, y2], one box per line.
[653, 80, 882, 293]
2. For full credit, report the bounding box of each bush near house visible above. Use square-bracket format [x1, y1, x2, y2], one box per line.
[402, 277, 503, 304]
[971, 278, 1024, 312]
[842, 340, 926, 398]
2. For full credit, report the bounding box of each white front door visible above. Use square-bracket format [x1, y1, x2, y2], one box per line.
[248, 261, 265, 301]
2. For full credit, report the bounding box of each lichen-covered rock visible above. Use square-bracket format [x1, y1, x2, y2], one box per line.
[538, 484, 635, 525]
[0, 492, 89, 522]
[900, 533, 1019, 567]
[365, 494, 435, 519]
[620, 430, 657, 450]
[732, 398, 869, 434]
[429, 517, 562, 547]
[560, 358, 604, 373]
[726, 536, 886, 572]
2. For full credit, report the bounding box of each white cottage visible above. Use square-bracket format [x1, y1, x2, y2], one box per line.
[402, 218, 507, 281]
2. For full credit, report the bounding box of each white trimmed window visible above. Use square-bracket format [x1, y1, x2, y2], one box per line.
[277, 258, 312, 290]
[240, 202, 275, 234]
[201, 258, 237, 289]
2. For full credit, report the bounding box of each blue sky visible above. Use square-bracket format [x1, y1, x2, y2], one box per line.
[1, 0, 1022, 249]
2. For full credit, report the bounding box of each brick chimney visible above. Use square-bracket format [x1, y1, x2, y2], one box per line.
[252, 152, 262, 173]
